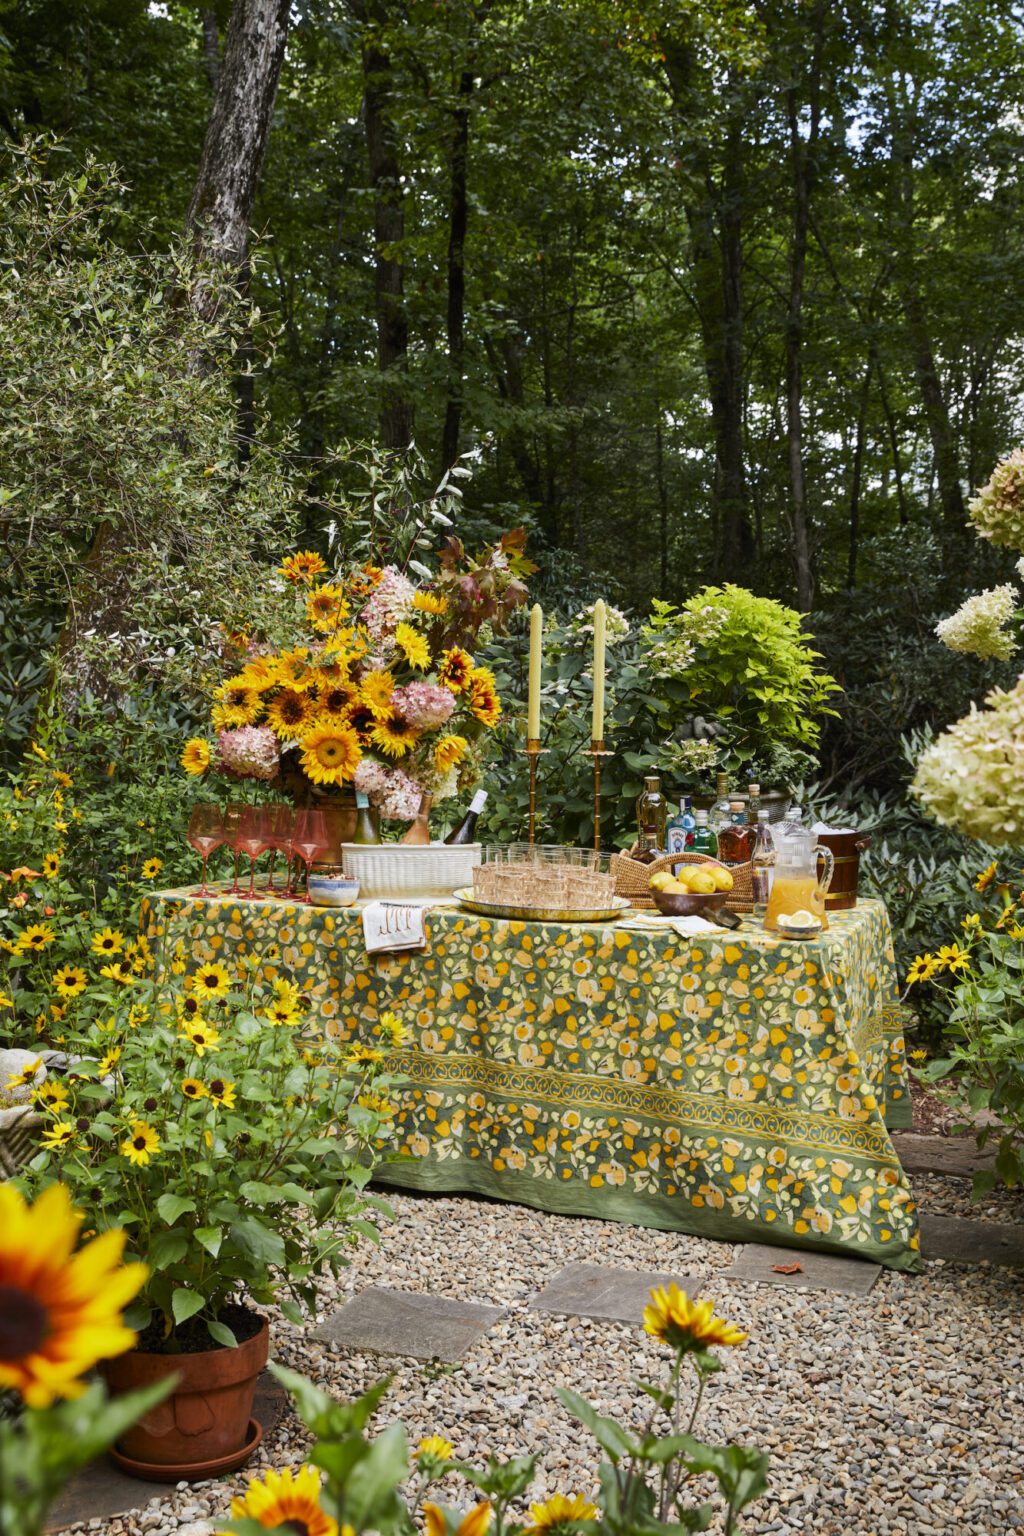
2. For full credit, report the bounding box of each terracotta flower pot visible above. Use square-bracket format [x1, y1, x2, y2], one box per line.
[100, 1315, 269, 1481]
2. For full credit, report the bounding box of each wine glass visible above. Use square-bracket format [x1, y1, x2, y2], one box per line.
[237, 806, 273, 898]
[261, 805, 295, 895]
[222, 802, 247, 894]
[290, 807, 329, 904]
[187, 805, 224, 897]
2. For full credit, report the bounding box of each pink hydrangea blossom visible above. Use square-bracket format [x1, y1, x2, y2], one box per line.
[215, 726, 279, 781]
[355, 758, 423, 820]
[390, 681, 455, 731]
[361, 565, 415, 642]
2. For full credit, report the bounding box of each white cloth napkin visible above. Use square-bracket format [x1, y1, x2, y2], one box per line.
[361, 897, 458, 954]
[621, 913, 723, 936]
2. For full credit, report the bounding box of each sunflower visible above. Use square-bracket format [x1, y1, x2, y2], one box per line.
[371, 719, 420, 760]
[434, 734, 469, 773]
[468, 668, 501, 727]
[191, 961, 232, 999]
[238, 655, 279, 693]
[300, 721, 362, 786]
[642, 1284, 747, 1352]
[273, 648, 317, 691]
[424, 1503, 492, 1536]
[416, 1435, 454, 1461]
[213, 678, 264, 726]
[41, 851, 61, 879]
[98, 1047, 122, 1075]
[266, 688, 320, 739]
[524, 1495, 599, 1535]
[905, 954, 938, 986]
[394, 622, 431, 671]
[0, 1183, 146, 1406]
[141, 857, 163, 880]
[307, 582, 349, 635]
[231, 1465, 338, 1536]
[91, 927, 125, 956]
[34, 1081, 70, 1112]
[207, 1077, 237, 1109]
[99, 961, 135, 986]
[15, 922, 56, 953]
[357, 669, 395, 722]
[376, 1010, 408, 1047]
[6, 1057, 43, 1091]
[347, 562, 383, 598]
[40, 1120, 76, 1152]
[437, 646, 474, 693]
[280, 550, 328, 584]
[52, 966, 87, 999]
[345, 702, 378, 742]
[318, 680, 360, 721]
[181, 738, 212, 776]
[413, 591, 449, 616]
[185, 1023, 221, 1056]
[120, 1121, 160, 1166]
[181, 1076, 207, 1100]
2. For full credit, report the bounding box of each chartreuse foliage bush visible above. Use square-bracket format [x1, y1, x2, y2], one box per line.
[222, 1283, 767, 1535]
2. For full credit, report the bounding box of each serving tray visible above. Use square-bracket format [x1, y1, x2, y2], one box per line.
[453, 888, 631, 923]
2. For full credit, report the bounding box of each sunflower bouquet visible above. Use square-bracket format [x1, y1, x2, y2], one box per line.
[181, 530, 532, 822]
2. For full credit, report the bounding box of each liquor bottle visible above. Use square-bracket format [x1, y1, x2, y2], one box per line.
[445, 789, 488, 845]
[750, 810, 775, 914]
[666, 799, 689, 855]
[709, 771, 732, 837]
[746, 781, 762, 825]
[717, 800, 754, 866]
[352, 790, 381, 845]
[635, 775, 668, 854]
[691, 807, 717, 857]
[400, 792, 433, 845]
[681, 796, 697, 848]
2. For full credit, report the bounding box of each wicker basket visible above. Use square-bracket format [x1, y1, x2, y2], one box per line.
[612, 847, 754, 912]
[341, 842, 482, 899]
[0, 1105, 42, 1178]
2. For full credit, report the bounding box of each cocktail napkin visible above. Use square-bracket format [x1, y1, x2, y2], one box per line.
[361, 897, 459, 954]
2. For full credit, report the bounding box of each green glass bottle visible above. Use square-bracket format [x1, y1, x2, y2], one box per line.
[352, 790, 381, 845]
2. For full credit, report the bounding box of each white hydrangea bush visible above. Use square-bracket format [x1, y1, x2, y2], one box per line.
[912, 676, 1024, 843]
[969, 446, 1024, 549]
[935, 584, 1019, 661]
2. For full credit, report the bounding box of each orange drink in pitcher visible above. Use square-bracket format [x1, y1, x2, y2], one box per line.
[762, 824, 835, 933]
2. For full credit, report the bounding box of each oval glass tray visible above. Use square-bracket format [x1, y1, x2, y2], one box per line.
[453, 887, 631, 923]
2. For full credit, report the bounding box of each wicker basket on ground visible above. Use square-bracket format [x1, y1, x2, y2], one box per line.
[612, 848, 754, 912]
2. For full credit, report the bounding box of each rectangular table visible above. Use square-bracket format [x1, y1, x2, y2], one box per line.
[145, 891, 920, 1272]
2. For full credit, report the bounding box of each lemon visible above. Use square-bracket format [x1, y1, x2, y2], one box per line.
[708, 866, 734, 893]
[688, 869, 717, 894]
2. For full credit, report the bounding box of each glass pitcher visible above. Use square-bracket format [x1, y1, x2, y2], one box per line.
[763, 824, 835, 932]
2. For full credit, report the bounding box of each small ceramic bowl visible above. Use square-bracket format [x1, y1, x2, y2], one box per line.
[307, 875, 361, 908]
[775, 918, 823, 940]
[651, 889, 727, 918]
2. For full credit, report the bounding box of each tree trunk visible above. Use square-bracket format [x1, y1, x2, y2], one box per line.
[902, 286, 965, 541]
[847, 353, 873, 587]
[441, 69, 473, 472]
[655, 408, 670, 593]
[201, 10, 221, 91]
[186, 0, 292, 287]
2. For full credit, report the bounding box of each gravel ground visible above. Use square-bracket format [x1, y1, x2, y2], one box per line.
[55, 1175, 1024, 1536]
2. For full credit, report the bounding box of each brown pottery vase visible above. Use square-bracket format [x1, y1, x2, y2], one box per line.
[100, 1314, 269, 1481]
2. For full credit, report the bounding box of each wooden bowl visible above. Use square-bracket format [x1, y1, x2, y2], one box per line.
[651, 888, 727, 917]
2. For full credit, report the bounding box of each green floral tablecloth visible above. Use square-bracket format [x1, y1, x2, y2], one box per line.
[144, 891, 920, 1272]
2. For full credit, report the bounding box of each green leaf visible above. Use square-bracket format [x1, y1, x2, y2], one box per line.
[195, 1225, 223, 1257]
[207, 1319, 238, 1348]
[156, 1193, 196, 1226]
[171, 1288, 205, 1325]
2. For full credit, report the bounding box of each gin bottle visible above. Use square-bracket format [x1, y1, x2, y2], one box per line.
[750, 811, 775, 912]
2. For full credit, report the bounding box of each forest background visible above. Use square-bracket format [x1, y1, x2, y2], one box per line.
[3, 0, 1024, 1014]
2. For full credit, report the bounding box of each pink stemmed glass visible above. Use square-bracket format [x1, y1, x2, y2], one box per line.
[290, 808, 329, 903]
[237, 806, 274, 899]
[187, 805, 224, 897]
[222, 802, 247, 894]
[260, 805, 294, 895]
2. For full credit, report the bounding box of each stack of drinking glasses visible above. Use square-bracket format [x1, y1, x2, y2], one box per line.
[472, 845, 615, 910]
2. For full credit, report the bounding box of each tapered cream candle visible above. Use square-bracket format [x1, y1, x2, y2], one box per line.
[527, 602, 543, 740]
[591, 599, 606, 742]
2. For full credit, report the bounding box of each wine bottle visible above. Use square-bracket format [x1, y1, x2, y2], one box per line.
[445, 789, 487, 845]
[352, 791, 381, 845]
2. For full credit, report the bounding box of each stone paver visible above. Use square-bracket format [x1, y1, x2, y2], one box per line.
[919, 1212, 1024, 1266]
[893, 1131, 995, 1178]
[312, 1285, 505, 1361]
[722, 1242, 881, 1296]
[45, 1369, 286, 1532]
[527, 1262, 702, 1324]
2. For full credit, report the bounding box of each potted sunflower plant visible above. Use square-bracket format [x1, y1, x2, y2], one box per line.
[19, 943, 403, 1482]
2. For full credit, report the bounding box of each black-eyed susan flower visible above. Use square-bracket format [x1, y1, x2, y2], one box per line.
[5, 1057, 43, 1092]
[128, 1003, 151, 1029]
[0, 1183, 145, 1405]
[905, 954, 938, 986]
[207, 1077, 237, 1109]
[346, 1044, 383, 1067]
[181, 738, 212, 776]
[185, 1024, 221, 1057]
[177, 992, 204, 1020]
[53, 768, 73, 788]
[424, 1502, 492, 1536]
[190, 962, 232, 999]
[935, 942, 971, 975]
[91, 927, 125, 957]
[376, 1010, 408, 1048]
[41, 851, 61, 879]
[416, 1435, 454, 1462]
[524, 1494, 599, 1536]
[279, 550, 327, 584]
[642, 1283, 747, 1352]
[300, 721, 362, 786]
[974, 860, 998, 892]
[99, 961, 135, 987]
[52, 966, 87, 999]
[231, 1465, 338, 1535]
[0, 991, 12, 1009]
[394, 621, 431, 671]
[15, 922, 56, 953]
[98, 1047, 122, 1075]
[141, 858, 163, 879]
[119, 1121, 160, 1166]
[34, 1081, 70, 1112]
[181, 1077, 207, 1101]
[437, 646, 474, 693]
[40, 1120, 76, 1151]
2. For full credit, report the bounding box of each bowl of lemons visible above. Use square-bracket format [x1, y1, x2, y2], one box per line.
[648, 861, 733, 916]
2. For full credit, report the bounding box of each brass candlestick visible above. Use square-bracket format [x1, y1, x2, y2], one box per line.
[590, 739, 614, 851]
[523, 738, 549, 846]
